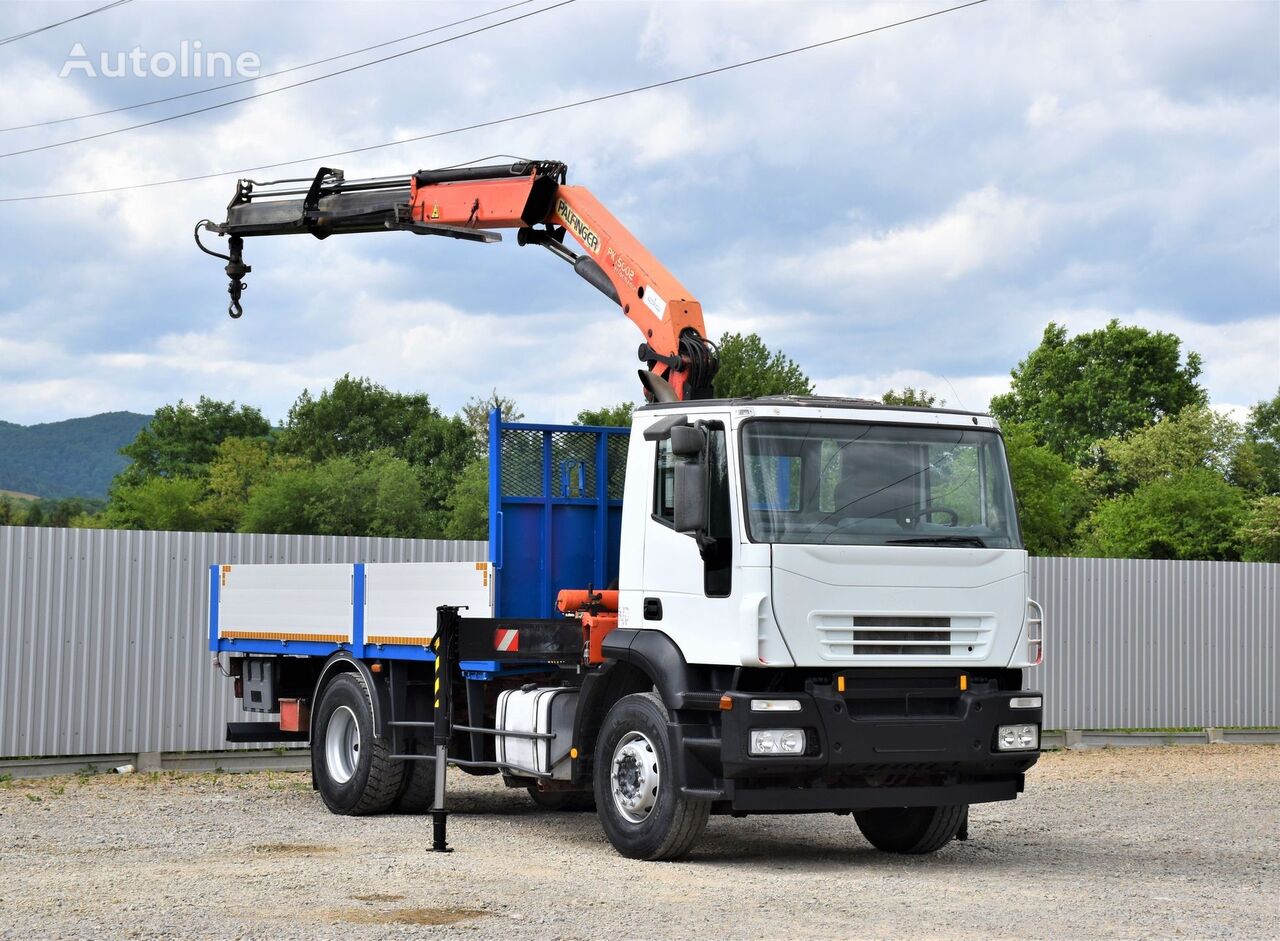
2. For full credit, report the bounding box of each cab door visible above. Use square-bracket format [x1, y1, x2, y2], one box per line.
[640, 415, 741, 666]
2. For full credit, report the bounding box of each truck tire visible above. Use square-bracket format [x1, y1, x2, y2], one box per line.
[593, 692, 709, 860]
[312, 672, 403, 815]
[854, 804, 967, 854]
[526, 786, 595, 812]
[392, 752, 436, 814]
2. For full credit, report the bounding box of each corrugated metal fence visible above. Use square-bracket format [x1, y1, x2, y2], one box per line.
[1, 527, 1276, 757]
[0, 526, 485, 758]
[1026, 556, 1277, 729]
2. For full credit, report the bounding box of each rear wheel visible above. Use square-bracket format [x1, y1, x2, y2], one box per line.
[312, 672, 403, 815]
[593, 692, 709, 860]
[854, 804, 967, 854]
[392, 749, 436, 813]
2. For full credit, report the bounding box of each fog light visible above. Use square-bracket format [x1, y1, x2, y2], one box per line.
[1009, 696, 1042, 709]
[750, 729, 806, 756]
[997, 723, 1039, 751]
[750, 699, 802, 712]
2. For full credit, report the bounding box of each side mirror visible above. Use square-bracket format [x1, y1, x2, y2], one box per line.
[673, 460, 707, 535]
[669, 424, 704, 457]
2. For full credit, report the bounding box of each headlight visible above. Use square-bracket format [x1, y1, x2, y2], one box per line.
[750, 699, 802, 712]
[1009, 696, 1042, 709]
[750, 729, 806, 755]
[997, 723, 1039, 751]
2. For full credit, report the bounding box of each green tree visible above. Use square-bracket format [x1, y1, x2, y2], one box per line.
[1077, 468, 1246, 561]
[235, 466, 312, 535]
[712, 332, 814, 399]
[461, 389, 523, 455]
[197, 437, 290, 531]
[278, 375, 449, 460]
[119, 397, 271, 484]
[575, 403, 634, 426]
[99, 477, 214, 532]
[1001, 423, 1091, 556]
[0, 498, 15, 526]
[882, 387, 944, 408]
[989, 320, 1206, 463]
[1235, 390, 1280, 495]
[1238, 496, 1280, 562]
[1086, 405, 1242, 499]
[277, 375, 474, 534]
[443, 459, 490, 540]
[239, 451, 430, 538]
[23, 502, 43, 527]
[45, 498, 96, 528]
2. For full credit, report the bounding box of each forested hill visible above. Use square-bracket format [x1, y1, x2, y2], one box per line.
[0, 412, 151, 499]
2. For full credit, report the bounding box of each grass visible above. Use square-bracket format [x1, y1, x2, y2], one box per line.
[0, 489, 38, 502]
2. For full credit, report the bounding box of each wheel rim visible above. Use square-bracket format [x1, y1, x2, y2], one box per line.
[610, 730, 660, 824]
[325, 705, 361, 784]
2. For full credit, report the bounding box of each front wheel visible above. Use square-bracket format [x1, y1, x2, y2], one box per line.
[854, 804, 967, 854]
[593, 692, 709, 860]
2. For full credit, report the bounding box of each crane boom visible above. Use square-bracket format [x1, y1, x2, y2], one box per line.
[198, 160, 717, 401]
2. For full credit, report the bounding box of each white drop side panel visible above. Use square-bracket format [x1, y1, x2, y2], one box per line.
[363, 561, 494, 647]
[217, 563, 353, 642]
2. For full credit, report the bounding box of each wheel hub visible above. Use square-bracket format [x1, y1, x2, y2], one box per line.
[611, 731, 659, 824]
[324, 705, 361, 785]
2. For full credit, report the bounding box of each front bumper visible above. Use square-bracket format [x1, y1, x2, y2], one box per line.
[709, 677, 1041, 812]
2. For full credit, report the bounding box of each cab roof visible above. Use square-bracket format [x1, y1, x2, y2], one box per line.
[637, 394, 992, 420]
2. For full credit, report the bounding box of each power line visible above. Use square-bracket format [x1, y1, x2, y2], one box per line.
[0, 0, 989, 204]
[0, 0, 535, 133]
[0, 0, 575, 160]
[0, 0, 131, 48]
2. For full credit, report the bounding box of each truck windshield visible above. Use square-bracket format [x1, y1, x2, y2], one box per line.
[740, 420, 1022, 548]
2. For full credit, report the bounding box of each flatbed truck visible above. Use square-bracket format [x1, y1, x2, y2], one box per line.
[212, 401, 1043, 860]
[200, 160, 1043, 860]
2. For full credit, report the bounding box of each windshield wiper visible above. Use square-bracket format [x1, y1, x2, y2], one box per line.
[885, 535, 988, 548]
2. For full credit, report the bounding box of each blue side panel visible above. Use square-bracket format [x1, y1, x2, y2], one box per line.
[208, 564, 219, 652]
[352, 562, 365, 659]
[364, 643, 436, 662]
[490, 412, 628, 619]
[216, 638, 346, 657]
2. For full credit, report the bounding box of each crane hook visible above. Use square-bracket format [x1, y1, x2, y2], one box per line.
[194, 221, 251, 319]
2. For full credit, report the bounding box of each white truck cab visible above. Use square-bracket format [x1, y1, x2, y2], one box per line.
[622, 396, 1039, 673]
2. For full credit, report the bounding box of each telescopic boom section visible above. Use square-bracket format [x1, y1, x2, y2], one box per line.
[199, 160, 717, 401]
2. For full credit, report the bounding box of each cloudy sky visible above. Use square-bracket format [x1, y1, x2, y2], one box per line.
[0, 0, 1276, 427]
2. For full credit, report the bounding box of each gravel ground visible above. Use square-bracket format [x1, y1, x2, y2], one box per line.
[1, 745, 1277, 940]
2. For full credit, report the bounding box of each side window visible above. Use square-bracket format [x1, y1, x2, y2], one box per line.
[653, 438, 675, 524]
[704, 427, 732, 597]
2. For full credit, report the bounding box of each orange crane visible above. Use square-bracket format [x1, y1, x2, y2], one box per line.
[196, 160, 718, 402]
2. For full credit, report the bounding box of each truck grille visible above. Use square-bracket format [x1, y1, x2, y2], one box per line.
[815, 614, 993, 660]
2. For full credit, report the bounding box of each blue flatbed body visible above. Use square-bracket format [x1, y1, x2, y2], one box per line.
[208, 413, 628, 677]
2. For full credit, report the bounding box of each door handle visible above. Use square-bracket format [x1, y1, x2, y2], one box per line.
[643, 597, 663, 621]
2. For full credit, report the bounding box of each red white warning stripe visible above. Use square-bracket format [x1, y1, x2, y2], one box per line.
[494, 628, 519, 652]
